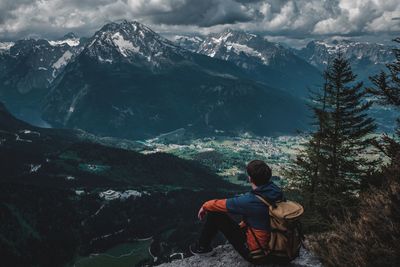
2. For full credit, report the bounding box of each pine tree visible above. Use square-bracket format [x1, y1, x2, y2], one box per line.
[292, 53, 377, 225]
[321, 53, 377, 197]
[368, 37, 400, 168]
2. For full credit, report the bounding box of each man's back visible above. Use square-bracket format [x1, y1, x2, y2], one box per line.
[192, 160, 283, 263]
[203, 181, 283, 251]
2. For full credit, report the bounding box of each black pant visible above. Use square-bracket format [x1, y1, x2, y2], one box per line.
[199, 212, 251, 261]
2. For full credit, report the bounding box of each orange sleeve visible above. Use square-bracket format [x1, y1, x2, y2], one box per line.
[202, 199, 227, 212]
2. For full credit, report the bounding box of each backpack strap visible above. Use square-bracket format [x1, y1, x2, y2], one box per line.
[246, 192, 276, 259]
[253, 192, 277, 209]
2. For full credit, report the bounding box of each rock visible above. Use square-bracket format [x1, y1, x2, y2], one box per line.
[156, 245, 322, 267]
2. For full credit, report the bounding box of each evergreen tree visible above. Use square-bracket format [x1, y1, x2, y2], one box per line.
[321, 53, 377, 196]
[293, 53, 377, 225]
[368, 37, 400, 168]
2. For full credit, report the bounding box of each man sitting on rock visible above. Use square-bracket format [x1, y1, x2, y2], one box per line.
[190, 160, 283, 264]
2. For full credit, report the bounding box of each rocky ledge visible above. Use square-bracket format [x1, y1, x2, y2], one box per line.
[156, 245, 322, 267]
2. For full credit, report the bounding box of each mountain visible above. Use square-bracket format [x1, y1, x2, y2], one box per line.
[173, 35, 204, 52]
[0, 102, 239, 266]
[175, 30, 322, 96]
[42, 20, 307, 139]
[48, 32, 81, 47]
[295, 40, 395, 83]
[0, 36, 84, 125]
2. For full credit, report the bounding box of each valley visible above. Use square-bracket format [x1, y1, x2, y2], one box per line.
[0, 103, 242, 267]
[141, 134, 307, 187]
[0, 100, 309, 267]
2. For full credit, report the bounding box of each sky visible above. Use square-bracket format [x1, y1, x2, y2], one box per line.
[0, 0, 400, 47]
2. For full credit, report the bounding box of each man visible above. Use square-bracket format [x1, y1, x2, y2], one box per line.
[190, 160, 283, 263]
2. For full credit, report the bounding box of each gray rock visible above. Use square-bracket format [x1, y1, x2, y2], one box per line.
[156, 245, 322, 267]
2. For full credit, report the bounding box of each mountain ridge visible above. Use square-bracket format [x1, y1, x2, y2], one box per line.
[295, 39, 395, 83]
[1, 20, 396, 136]
[175, 29, 322, 96]
[41, 20, 308, 139]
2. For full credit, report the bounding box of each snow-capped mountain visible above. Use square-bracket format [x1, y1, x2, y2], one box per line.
[42, 20, 307, 139]
[197, 29, 291, 65]
[296, 40, 395, 83]
[83, 20, 187, 69]
[0, 34, 83, 88]
[0, 35, 84, 124]
[176, 29, 322, 96]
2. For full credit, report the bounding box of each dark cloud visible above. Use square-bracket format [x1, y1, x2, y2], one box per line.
[147, 0, 253, 27]
[0, 0, 399, 40]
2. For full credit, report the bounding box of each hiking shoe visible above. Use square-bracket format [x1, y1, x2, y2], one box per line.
[189, 243, 214, 256]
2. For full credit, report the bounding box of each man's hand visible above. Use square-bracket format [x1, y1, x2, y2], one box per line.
[198, 206, 207, 220]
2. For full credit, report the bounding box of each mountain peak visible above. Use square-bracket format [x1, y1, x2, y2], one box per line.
[84, 20, 181, 64]
[99, 20, 151, 35]
[212, 28, 260, 44]
[197, 28, 282, 64]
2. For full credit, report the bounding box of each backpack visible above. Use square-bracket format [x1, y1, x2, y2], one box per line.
[249, 193, 304, 263]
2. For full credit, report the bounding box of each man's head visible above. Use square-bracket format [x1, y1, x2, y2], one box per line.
[246, 160, 272, 186]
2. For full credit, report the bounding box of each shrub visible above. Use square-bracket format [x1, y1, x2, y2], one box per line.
[310, 177, 400, 267]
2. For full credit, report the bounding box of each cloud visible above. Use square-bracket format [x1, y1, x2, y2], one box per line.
[0, 0, 399, 40]
[127, 0, 254, 27]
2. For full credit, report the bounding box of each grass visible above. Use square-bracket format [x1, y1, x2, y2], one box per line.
[309, 178, 400, 267]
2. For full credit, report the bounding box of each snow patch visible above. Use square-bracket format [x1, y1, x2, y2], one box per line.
[98, 56, 113, 63]
[112, 32, 140, 57]
[52, 51, 73, 70]
[0, 42, 14, 51]
[64, 85, 88, 124]
[212, 32, 233, 44]
[49, 38, 80, 47]
[227, 42, 268, 64]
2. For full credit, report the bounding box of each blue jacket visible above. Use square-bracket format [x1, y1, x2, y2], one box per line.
[202, 181, 283, 250]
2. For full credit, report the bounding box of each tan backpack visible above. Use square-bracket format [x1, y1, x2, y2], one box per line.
[249, 193, 304, 262]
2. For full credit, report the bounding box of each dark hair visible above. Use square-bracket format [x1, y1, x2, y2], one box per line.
[246, 160, 272, 186]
